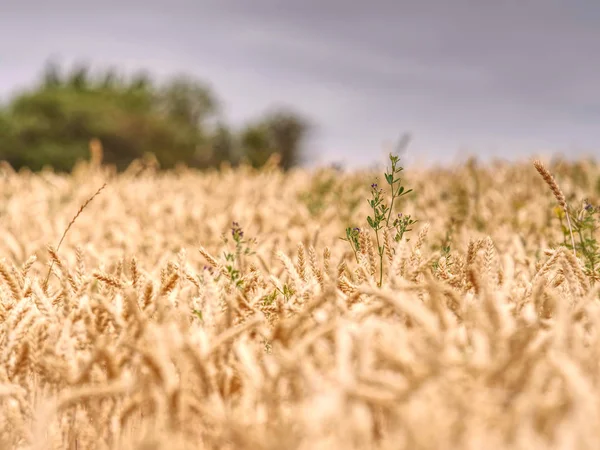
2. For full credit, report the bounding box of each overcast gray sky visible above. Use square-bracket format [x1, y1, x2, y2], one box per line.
[1, 0, 599, 168]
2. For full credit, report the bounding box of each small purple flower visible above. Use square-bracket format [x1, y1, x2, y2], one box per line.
[371, 183, 377, 189]
[231, 221, 244, 240]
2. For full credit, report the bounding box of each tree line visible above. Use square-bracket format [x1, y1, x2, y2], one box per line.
[0, 61, 312, 172]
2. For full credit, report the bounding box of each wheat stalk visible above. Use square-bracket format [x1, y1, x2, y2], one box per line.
[533, 159, 576, 256]
[43, 183, 107, 289]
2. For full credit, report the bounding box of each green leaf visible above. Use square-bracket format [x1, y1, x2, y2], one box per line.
[192, 309, 204, 323]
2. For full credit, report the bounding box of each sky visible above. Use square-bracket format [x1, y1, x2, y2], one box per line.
[1, 0, 600, 168]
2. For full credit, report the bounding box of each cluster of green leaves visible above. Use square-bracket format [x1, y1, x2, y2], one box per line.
[222, 222, 255, 289]
[432, 220, 455, 273]
[557, 200, 600, 282]
[192, 221, 255, 323]
[0, 61, 311, 172]
[344, 226, 362, 264]
[261, 283, 295, 307]
[343, 152, 417, 286]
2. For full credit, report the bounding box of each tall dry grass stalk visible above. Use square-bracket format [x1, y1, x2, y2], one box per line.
[43, 182, 107, 290]
[0, 156, 598, 449]
[533, 159, 576, 256]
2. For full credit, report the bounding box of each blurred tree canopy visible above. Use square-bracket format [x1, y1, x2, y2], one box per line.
[0, 61, 312, 172]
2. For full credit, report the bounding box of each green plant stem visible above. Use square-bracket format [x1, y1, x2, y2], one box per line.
[576, 226, 596, 275]
[375, 230, 383, 287]
[565, 212, 577, 257]
[385, 190, 396, 228]
[351, 247, 359, 264]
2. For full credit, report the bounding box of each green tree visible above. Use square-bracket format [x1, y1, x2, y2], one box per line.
[0, 61, 311, 172]
[209, 123, 240, 167]
[158, 75, 218, 128]
[0, 62, 215, 172]
[240, 108, 311, 170]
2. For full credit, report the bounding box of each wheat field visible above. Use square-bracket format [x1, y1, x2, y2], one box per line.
[0, 153, 599, 449]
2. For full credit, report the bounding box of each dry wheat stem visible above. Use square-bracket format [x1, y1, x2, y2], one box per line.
[533, 159, 576, 256]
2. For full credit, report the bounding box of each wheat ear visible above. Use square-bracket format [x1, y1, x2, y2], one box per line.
[533, 160, 576, 256]
[43, 183, 107, 289]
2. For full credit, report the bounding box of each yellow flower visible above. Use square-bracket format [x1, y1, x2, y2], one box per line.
[553, 205, 565, 219]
